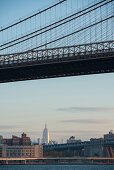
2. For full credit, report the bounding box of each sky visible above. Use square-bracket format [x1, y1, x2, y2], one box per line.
[0, 0, 114, 143]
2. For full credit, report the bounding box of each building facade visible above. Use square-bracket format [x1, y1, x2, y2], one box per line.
[84, 131, 114, 157]
[0, 133, 43, 158]
[3, 133, 31, 146]
[104, 130, 114, 142]
[0, 144, 43, 158]
[84, 138, 104, 157]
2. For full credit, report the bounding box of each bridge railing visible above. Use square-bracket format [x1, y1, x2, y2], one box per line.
[0, 41, 113, 67]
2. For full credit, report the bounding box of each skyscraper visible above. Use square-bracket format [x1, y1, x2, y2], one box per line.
[42, 123, 49, 145]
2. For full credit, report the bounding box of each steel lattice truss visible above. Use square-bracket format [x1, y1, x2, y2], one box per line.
[0, 41, 114, 68]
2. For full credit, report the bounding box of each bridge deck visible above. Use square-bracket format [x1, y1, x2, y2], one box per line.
[0, 41, 114, 83]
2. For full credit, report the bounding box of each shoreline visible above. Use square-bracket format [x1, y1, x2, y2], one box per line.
[1, 163, 114, 165]
[0, 157, 114, 165]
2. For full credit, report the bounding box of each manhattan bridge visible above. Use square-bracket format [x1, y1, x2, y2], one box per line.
[0, 0, 114, 83]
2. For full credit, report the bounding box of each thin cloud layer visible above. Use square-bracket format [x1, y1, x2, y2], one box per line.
[60, 119, 111, 124]
[57, 106, 114, 112]
[0, 125, 23, 133]
[0, 125, 19, 130]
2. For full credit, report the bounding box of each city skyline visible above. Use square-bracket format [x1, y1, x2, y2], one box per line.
[0, 130, 113, 159]
[0, 73, 114, 142]
[0, 0, 114, 143]
[0, 128, 113, 144]
[0, 119, 114, 143]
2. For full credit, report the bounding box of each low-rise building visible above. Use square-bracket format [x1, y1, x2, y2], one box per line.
[0, 144, 43, 158]
[84, 138, 104, 157]
[104, 130, 114, 142]
[3, 133, 31, 146]
[67, 136, 81, 143]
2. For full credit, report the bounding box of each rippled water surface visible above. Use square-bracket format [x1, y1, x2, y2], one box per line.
[0, 165, 114, 170]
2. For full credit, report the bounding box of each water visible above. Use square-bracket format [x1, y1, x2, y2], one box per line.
[0, 165, 114, 170]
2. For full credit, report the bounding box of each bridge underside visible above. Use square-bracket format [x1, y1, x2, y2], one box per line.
[0, 53, 114, 83]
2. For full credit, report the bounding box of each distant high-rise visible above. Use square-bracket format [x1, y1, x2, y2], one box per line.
[0, 135, 3, 144]
[42, 123, 49, 145]
[37, 138, 40, 145]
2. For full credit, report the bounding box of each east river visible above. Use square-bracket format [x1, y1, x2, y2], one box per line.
[0, 165, 114, 170]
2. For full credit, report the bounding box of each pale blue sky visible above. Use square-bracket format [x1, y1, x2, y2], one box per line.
[0, 0, 114, 143]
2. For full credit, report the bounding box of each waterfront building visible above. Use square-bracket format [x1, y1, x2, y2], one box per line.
[84, 138, 104, 157]
[104, 130, 114, 142]
[3, 133, 31, 146]
[0, 133, 43, 158]
[21, 132, 31, 145]
[42, 123, 49, 145]
[0, 144, 43, 158]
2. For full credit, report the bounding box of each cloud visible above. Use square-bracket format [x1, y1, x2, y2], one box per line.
[60, 119, 111, 124]
[57, 106, 114, 113]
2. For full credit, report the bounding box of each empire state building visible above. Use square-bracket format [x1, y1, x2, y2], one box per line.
[42, 123, 49, 145]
